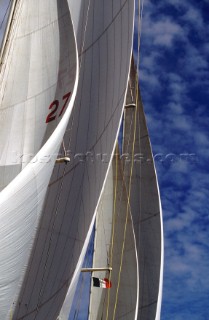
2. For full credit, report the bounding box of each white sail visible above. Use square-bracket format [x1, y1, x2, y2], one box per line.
[88, 152, 138, 320]
[87, 57, 163, 320]
[0, 0, 77, 190]
[123, 60, 164, 320]
[0, 0, 78, 319]
[12, 0, 135, 319]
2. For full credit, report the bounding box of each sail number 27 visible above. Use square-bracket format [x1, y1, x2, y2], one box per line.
[46, 91, 72, 123]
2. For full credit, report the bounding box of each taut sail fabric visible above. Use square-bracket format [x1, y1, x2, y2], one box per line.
[13, 0, 135, 319]
[88, 154, 138, 320]
[0, 0, 78, 319]
[88, 57, 163, 320]
[0, 0, 76, 190]
[123, 60, 164, 320]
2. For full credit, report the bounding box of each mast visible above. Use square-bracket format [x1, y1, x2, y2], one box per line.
[0, 0, 18, 70]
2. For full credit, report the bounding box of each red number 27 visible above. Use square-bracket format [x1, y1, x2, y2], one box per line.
[46, 92, 71, 123]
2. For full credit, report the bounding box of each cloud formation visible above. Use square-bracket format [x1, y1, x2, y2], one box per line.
[139, 0, 209, 319]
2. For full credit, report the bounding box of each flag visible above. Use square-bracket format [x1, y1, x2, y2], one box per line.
[92, 277, 112, 288]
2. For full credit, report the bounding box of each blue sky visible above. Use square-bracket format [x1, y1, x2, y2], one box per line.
[1, 0, 209, 319]
[139, 0, 209, 319]
[0, 0, 9, 44]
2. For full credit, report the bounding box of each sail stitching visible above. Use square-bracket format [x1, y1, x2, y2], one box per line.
[79, 0, 129, 57]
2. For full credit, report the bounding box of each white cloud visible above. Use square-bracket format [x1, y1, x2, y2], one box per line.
[182, 6, 204, 30]
[171, 159, 191, 173]
[139, 2, 209, 317]
[163, 0, 189, 10]
[142, 16, 186, 48]
[167, 102, 184, 114]
[194, 131, 209, 147]
[165, 113, 192, 131]
[140, 50, 160, 70]
[139, 68, 161, 90]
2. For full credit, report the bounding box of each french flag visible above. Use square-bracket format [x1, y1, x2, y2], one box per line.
[92, 277, 112, 288]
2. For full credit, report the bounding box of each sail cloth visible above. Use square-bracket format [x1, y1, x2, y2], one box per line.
[88, 154, 138, 320]
[13, 0, 135, 319]
[88, 57, 163, 320]
[0, 0, 78, 319]
[122, 60, 164, 320]
[0, 0, 76, 190]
